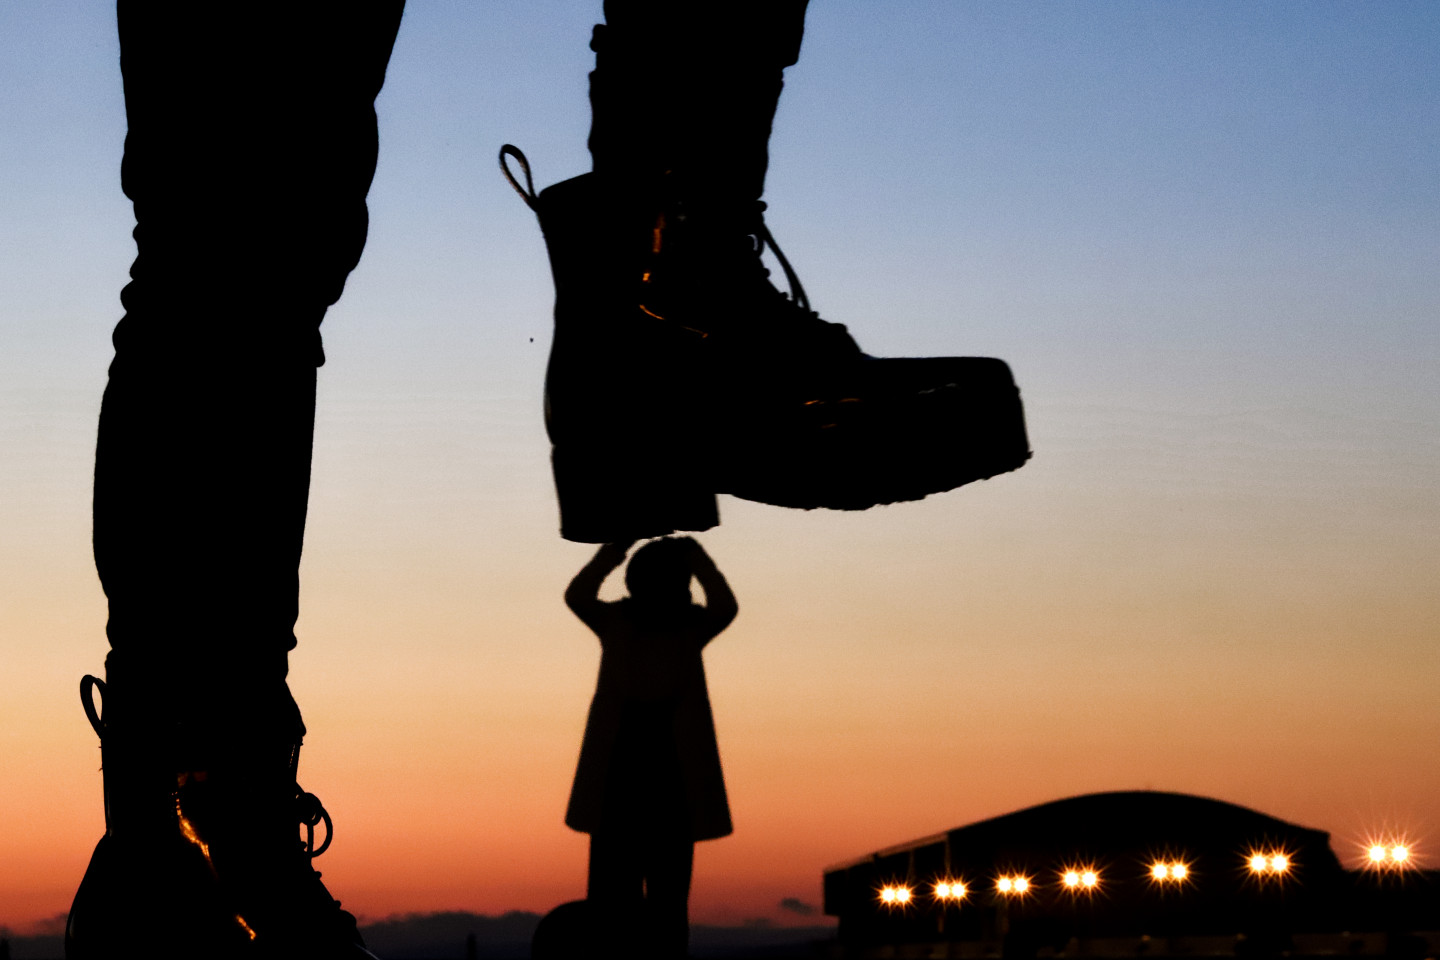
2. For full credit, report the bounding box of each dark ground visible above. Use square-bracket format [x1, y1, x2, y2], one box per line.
[0, 912, 837, 960]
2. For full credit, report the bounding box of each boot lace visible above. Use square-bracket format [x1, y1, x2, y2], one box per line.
[751, 203, 811, 316]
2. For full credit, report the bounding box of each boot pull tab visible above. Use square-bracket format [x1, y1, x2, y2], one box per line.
[297, 790, 335, 858]
[80, 675, 106, 737]
[499, 144, 538, 211]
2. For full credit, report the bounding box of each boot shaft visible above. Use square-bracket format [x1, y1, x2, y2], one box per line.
[587, 0, 810, 204]
[70, 669, 369, 958]
[86, 658, 307, 841]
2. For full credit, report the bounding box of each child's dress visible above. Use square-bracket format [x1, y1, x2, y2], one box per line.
[566, 598, 732, 842]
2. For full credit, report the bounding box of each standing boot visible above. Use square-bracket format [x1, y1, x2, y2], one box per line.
[65, 669, 376, 960]
[65, 673, 256, 959]
[502, 1, 1029, 543]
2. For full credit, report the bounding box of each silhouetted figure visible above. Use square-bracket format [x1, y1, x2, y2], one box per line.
[565, 538, 738, 959]
[69, 4, 402, 959]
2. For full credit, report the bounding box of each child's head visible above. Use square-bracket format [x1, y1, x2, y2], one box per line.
[624, 537, 692, 605]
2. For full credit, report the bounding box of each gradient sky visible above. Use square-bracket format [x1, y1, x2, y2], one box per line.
[3, 1, 1438, 936]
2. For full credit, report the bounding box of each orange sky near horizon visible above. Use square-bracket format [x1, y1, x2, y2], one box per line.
[6, 434, 1438, 933]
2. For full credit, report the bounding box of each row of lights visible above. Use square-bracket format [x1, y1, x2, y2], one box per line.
[876, 864, 1130, 908]
[876, 841, 1418, 910]
[877, 851, 1291, 908]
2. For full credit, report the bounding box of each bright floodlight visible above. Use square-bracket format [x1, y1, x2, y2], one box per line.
[1364, 837, 1416, 870]
[1151, 861, 1187, 882]
[1064, 871, 1081, 888]
[1270, 855, 1289, 873]
[879, 885, 912, 905]
[1081, 871, 1099, 888]
[935, 880, 967, 901]
[1249, 854, 1268, 873]
[996, 875, 1028, 895]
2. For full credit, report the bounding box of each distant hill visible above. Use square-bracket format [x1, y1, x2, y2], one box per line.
[0, 912, 836, 960]
[359, 910, 539, 959]
[359, 910, 835, 960]
[0, 931, 63, 960]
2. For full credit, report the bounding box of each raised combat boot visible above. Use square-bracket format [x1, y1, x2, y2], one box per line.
[501, 4, 1027, 543]
[501, 147, 1031, 543]
[65, 672, 376, 960]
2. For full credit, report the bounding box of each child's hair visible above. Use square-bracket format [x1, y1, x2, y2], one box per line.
[624, 538, 692, 602]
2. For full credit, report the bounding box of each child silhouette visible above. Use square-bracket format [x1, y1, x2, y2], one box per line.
[564, 536, 737, 958]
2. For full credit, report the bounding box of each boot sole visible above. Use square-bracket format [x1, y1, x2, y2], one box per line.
[719, 355, 1032, 510]
[549, 356, 1029, 540]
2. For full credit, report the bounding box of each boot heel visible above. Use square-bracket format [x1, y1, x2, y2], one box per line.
[552, 443, 717, 543]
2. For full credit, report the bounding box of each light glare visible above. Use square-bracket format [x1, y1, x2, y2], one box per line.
[1061, 867, 1100, 892]
[1247, 849, 1292, 876]
[1150, 861, 1188, 883]
[996, 875, 1029, 896]
[934, 880, 967, 901]
[1362, 835, 1418, 871]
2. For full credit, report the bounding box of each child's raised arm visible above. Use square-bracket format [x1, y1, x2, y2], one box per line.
[682, 538, 737, 641]
[565, 540, 633, 634]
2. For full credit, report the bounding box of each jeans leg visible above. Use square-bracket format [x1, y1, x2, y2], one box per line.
[97, 0, 405, 736]
[588, 0, 810, 201]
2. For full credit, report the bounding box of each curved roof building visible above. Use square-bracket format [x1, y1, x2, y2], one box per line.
[822, 792, 1435, 958]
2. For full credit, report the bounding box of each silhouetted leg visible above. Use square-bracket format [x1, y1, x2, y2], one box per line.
[70, 3, 404, 958]
[588, 829, 646, 954]
[101, 2, 402, 696]
[588, 0, 810, 202]
[641, 832, 694, 960]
